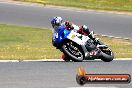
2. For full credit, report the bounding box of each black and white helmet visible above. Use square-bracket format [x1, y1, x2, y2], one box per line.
[51, 17, 63, 27]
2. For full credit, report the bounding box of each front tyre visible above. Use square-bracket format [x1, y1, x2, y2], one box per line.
[62, 41, 84, 62]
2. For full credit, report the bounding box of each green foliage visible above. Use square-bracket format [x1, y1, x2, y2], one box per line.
[16, 0, 132, 11]
[0, 24, 61, 60]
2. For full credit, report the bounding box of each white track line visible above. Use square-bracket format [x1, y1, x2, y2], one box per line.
[95, 34, 132, 40]
[0, 58, 131, 62]
[0, 59, 63, 62]
[68, 87, 119, 88]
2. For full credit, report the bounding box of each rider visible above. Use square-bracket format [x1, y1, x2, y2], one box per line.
[51, 16, 79, 31]
[51, 16, 96, 43]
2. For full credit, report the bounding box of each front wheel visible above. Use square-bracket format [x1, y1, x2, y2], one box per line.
[62, 41, 84, 62]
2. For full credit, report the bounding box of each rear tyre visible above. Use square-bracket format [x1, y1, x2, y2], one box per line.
[100, 48, 114, 62]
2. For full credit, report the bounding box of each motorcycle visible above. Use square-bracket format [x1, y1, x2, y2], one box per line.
[52, 25, 114, 62]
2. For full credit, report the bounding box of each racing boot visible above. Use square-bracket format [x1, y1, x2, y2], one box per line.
[61, 53, 70, 62]
[88, 32, 98, 45]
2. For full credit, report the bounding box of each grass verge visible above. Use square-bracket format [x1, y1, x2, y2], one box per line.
[0, 24, 60, 60]
[0, 24, 132, 60]
[14, 0, 132, 12]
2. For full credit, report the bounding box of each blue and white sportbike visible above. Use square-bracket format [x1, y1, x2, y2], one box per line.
[52, 26, 114, 62]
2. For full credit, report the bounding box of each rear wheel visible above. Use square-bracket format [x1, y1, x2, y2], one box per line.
[62, 41, 84, 62]
[100, 48, 114, 62]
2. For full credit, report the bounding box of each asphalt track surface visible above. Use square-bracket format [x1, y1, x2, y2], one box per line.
[0, 60, 132, 88]
[0, 2, 132, 38]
